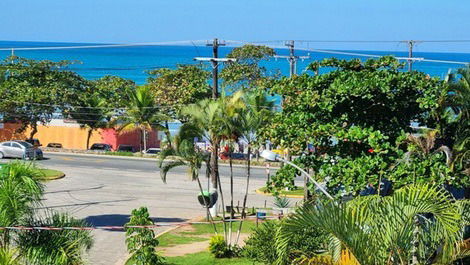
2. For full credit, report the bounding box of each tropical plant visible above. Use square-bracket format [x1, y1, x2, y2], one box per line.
[0, 161, 93, 265]
[0, 247, 21, 265]
[209, 235, 235, 258]
[115, 85, 166, 152]
[0, 161, 44, 246]
[125, 207, 164, 265]
[17, 213, 93, 265]
[158, 127, 218, 232]
[273, 196, 291, 208]
[234, 91, 274, 244]
[244, 220, 328, 264]
[276, 184, 469, 265]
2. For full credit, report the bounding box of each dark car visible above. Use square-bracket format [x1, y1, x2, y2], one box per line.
[47, 143, 63, 148]
[90, 143, 112, 151]
[25, 138, 41, 147]
[117, 145, 134, 152]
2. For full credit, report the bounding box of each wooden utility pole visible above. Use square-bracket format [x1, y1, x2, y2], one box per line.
[274, 40, 309, 77]
[407, 40, 415, 72]
[207, 38, 225, 98]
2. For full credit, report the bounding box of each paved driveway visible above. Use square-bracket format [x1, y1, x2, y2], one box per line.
[2, 153, 284, 265]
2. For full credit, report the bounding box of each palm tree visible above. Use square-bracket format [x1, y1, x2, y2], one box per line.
[180, 92, 244, 215]
[18, 212, 93, 265]
[158, 125, 218, 233]
[234, 91, 274, 244]
[0, 161, 44, 247]
[276, 184, 469, 265]
[115, 85, 166, 152]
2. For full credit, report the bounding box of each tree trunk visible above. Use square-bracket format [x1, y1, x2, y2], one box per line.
[29, 125, 38, 140]
[141, 128, 147, 152]
[228, 146, 234, 246]
[210, 142, 219, 190]
[235, 144, 251, 245]
[196, 175, 218, 234]
[165, 121, 172, 148]
[86, 128, 93, 150]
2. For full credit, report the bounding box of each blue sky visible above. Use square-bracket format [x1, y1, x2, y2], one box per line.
[1, 0, 469, 52]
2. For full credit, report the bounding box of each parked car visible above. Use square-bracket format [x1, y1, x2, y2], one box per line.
[0, 140, 43, 160]
[117, 145, 134, 152]
[47, 142, 63, 148]
[89, 143, 112, 151]
[143, 148, 161, 155]
[25, 138, 42, 147]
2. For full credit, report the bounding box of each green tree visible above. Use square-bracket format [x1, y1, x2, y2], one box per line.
[0, 57, 87, 139]
[65, 76, 134, 149]
[262, 57, 447, 197]
[446, 66, 470, 175]
[146, 65, 211, 146]
[114, 85, 165, 152]
[276, 184, 469, 265]
[221, 44, 275, 90]
[158, 127, 218, 232]
[18, 213, 93, 265]
[125, 207, 164, 265]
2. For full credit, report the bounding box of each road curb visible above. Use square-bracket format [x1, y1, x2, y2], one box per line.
[44, 152, 280, 169]
[255, 188, 304, 198]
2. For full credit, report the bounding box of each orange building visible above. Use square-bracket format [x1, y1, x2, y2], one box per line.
[0, 119, 160, 151]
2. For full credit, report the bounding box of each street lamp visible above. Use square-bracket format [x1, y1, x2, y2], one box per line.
[260, 150, 335, 201]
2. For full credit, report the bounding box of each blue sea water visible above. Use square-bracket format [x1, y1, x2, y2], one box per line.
[0, 40, 469, 85]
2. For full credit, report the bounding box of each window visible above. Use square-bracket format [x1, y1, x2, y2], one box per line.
[11, 143, 22, 149]
[1, 142, 11, 147]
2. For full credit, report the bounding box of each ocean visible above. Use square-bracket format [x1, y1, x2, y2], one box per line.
[1, 40, 469, 85]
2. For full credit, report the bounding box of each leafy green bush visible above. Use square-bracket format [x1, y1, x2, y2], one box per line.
[209, 235, 231, 258]
[243, 220, 328, 264]
[125, 207, 164, 265]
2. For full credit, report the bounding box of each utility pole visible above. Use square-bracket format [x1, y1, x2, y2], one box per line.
[274, 40, 310, 77]
[207, 38, 225, 98]
[407, 40, 415, 72]
[193, 39, 236, 217]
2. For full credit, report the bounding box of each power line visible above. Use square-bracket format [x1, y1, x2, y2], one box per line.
[0, 40, 209, 51]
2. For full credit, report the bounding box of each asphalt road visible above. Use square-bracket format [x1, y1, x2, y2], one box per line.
[38, 152, 277, 180]
[0, 152, 283, 265]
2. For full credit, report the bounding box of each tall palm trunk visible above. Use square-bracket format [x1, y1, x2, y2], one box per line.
[235, 144, 251, 245]
[228, 145, 234, 246]
[209, 141, 219, 217]
[216, 168, 228, 245]
[141, 128, 147, 152]
[196, 175, 218, 234]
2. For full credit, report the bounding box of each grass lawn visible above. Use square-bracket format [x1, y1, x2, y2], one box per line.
[166, 251, 259, 265]
[257, 186, 304, 197]
[37, 168, 65, 180]
[157, 220, 259, 264]
[0, 163, 64, 180]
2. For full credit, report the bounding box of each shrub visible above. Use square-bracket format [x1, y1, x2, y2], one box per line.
[209, 235, 231, 258]
[243, 220, 328, 264]
[125, 207, 164, 265]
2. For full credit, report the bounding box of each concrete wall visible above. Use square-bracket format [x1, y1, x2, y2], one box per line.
[0, 120, 160, 151]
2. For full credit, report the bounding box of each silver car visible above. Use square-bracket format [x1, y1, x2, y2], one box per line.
[0, 140, 43, 160]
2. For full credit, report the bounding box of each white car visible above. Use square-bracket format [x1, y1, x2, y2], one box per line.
[0, 140, 43, 160]
[143, 148, 161, 155]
